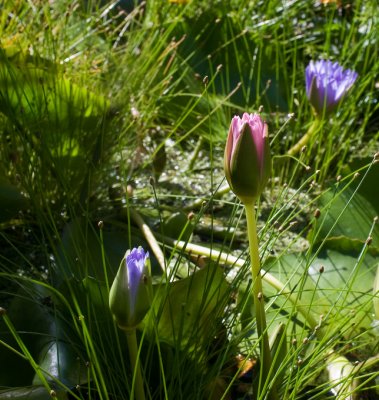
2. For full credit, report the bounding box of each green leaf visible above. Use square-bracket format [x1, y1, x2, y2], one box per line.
[307, 247, 377, 337]
[0, 282, 85, 388]
[264, 252, 329, 330]
[0, 284, 56, 386]
[0, 50, 109, 138]
[0, 50, 111, 201]
[342, 157, 379, 215]
[144, 264, 229, 350]
[56, 219, 135, 283]
[265, 245, 377, 343]
[313, 184, 379, 250]
[82, 276, 110, 313]
[32, 341, 87, 388]
[162, 211, 193, 242]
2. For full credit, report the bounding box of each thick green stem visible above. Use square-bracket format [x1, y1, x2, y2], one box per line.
[287, 119, 320, 157]
[244, 202, 277, 400]
[126, 329, 146, 400]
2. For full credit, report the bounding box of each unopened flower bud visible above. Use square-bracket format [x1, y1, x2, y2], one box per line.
[109, 247, 152, 330]
[224, 113, 271, 204]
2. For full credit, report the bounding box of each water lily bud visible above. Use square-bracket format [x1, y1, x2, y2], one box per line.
[224, 113, 271, 204]
[109, 247, 152, 330]
[305, 60, 358, 116]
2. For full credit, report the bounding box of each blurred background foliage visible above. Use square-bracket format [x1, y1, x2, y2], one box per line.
[0, 0, 378, 399]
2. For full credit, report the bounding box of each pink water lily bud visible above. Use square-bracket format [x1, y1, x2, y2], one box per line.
[109, 247, 152, 330]
[306, 60, 358, 116]
[224, 113, 271, 204]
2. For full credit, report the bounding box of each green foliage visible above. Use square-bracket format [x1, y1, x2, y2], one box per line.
[0, 50, 111, 209]
[145, 263, 229, 350]
[313, 173, 379, 250]
[0, 0, 378, 399]
[0, 176, 29, 222]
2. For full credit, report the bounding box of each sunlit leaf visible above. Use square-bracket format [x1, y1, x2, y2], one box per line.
[308, 246, 377, 337]
[313, 184, 379, 250]
[144, 264, 229, 350]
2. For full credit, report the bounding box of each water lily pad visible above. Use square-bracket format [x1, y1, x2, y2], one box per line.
[145, 264, 229, 350]
[32, 341, 87, 388]
[56, 219, 148, 283]
[0, 283, 85, 388]
[265, 244, 377, 342]
[342, 157, 379, 214]
[162, 211, 193, 242]
[307, 246, 377, 338]
[313, 184, 379, 250]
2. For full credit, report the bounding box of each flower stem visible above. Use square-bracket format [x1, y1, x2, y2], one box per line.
[287, 119, 320, 156]
[244, 202, 277, 400]
[126, 329, 146, 400]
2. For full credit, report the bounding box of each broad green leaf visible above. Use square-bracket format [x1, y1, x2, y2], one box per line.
[144, 264, 229, 350]
[32, 341, 87, 388]
[81, 276, 112, 324]
[0, 284, 56, 386]
[56, 219, 143, 283]
[264, 252, 330, 332]
[265, 245, 377, 344]
[0, 50, 111, 200]
[307, 247, 377, 339]
[162, 211, 193, 242]
[0, 50, 109, 140]
[0, 282, 85, 388]
[173, 13, 289, 113]
[342, 157, 379, 215]
[313, 185, 379, 250]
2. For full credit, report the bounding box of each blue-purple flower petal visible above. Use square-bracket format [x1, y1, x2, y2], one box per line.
[126, 247, 149, 311]
[109, 246, 151, 329]
[305, 60, 358, 116]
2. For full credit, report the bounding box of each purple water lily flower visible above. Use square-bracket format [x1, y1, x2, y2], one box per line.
[224, 113, 271, 204]
[109, 247, 152, 330]
[305, 60, 358, 116]
[126, 247, 149, 310]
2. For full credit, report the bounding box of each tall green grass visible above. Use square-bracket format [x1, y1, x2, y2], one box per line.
[0, 0, 378, 399]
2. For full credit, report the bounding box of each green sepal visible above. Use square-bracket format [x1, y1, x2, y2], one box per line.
[109, 256, 153, 331]
[228, 123, 271, 204]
